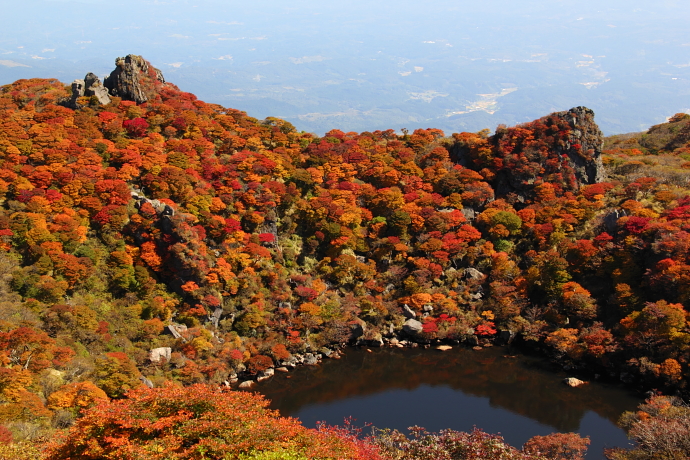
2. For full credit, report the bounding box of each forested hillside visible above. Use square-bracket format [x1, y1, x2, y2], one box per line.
[1, 56, 689, 459]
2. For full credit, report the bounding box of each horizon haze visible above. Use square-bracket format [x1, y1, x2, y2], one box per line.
[2, 0, 689, 135]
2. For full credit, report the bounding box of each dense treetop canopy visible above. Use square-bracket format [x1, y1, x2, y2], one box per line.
[0, 59, 689, 459]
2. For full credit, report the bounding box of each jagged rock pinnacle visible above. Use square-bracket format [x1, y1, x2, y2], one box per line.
[557, 106, 606, 185]
[103, 54, 166, 104]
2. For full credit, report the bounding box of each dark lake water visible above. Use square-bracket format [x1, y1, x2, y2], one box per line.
[256, 346, 643, 459]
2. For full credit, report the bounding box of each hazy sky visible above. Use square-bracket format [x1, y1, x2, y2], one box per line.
[2, 0, 689, 135]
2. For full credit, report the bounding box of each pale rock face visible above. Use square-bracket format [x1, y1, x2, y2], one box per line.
[71, 80, 85, 98]
[68, 73, 110, 108]
[238, 380, 255, 389]
[84, 72, 111, 105]
[149, 347, 172, 363]
[68, 79, 85, 108]
[403, 318, 423, 335]
[464, 268, 485, 280]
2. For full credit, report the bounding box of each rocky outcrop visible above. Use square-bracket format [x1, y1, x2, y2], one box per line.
[84, 72, 111, 105]
[68, 79, 86, 108]
[455, 106, 606, 203]
[558, 106, 606, 185]
[604, 208, 627, 233]
[104, 54, 166, 103]
[505, 107, 604, 194]
[67, 73, 111, 108]
[131, 191, 175, 216]
[65, 55, 164, 108]
[149, 347, 172, 363]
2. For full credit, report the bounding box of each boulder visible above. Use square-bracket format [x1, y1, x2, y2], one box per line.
[281, 356, 299, 368]
[369, 332, 384, 347]
[349, 318, 366, 341]
[149, 347, 172, 363]
[303, 353, 318, 366]
[403, 318, 423, 335]
[238, 380, 255, 389]
[436, 345, 452, 351]
[402, 304, 416, 319]
[466, 335, 479, 346]
[139, 376, 154, 388]
[563, 377, 586, 387]
[319, 347, 333, 358]
[464, 268, 485, 280]
[257, 372, 272, 383]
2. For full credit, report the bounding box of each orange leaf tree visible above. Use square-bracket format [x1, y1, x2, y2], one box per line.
[46, 384, 382, 460]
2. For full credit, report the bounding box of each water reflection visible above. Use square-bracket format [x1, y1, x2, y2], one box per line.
[257, 347, 642, 458]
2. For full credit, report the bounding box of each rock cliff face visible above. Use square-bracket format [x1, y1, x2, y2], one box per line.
[104, 54, 166, 103]
[487, 106, 606, 203]
[557, 106, 606, 185]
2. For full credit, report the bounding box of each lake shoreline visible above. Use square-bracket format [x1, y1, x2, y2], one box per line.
[254, 345, 643, 460]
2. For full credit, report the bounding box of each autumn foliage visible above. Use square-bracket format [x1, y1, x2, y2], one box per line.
[0, 61, 689, 458]
[46, 384, 383, 459]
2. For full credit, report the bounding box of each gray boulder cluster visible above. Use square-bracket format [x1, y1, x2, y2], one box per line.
[66, 54, 166, 109]
[233, 348, 342, 389]
[68, 72, 111, 108]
